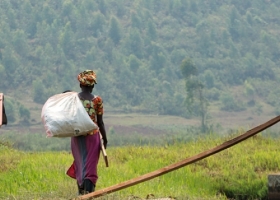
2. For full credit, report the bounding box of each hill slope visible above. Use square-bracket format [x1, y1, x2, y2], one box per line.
[0, 0, 280, 127]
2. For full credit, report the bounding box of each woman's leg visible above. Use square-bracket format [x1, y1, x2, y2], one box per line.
[77, 181, 84, 195]
[84, 179, 95, 193]
[77, 179, 95, 195]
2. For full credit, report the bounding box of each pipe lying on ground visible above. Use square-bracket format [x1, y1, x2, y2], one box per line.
[77, 115, 280, 200]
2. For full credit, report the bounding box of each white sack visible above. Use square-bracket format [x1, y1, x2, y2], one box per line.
[41, 92, 98, 137]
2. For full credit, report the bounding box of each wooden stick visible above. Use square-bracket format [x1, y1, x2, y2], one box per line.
[99, 132, 109, 167]
[0, 93, 3, 128]
[77, 115, 280, 200]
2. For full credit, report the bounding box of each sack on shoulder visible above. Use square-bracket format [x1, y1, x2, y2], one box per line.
[41, 91, 98, 137]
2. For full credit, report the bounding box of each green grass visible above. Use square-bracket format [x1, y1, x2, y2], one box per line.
[1, 132, 280, 199]
[0, 129, 200, 151]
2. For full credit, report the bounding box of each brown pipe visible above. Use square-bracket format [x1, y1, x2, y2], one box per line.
[77, 115, 280, 200]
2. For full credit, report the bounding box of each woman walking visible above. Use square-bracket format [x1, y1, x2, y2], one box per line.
[67, 70, 108, 195]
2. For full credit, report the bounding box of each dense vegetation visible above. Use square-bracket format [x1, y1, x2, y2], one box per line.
[1, 0, 280, 125]
[1, 133, 280, 199]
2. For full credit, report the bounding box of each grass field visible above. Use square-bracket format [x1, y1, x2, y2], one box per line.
[1, 111, 280, 199]
[1, 129, 280, 199]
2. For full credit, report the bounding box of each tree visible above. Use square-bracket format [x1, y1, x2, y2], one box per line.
[126, 28, 144, 59]
[0, 64, 6, 90]
[22, 1, 37, 38]
[19, 104, 30, 124]
[150, 51, 166, 72]
[6, 7, 17, 30]
[13, 30, 29, 57]
[244, 80, 255, 106]
[108, 17, 122, 45]
[190, 1, 198, 13]
[128, 54, 141, 72]
[59, 22, 75, 58]
[170, 0, 183, 18]
[180, 58, 197, 78]
[2, 47, 19, 81]
[42, 4, 55, 24]
[204, 70, 215, 89]
[103, 38, 114, 63]
[91, 12, 105, 37]
[220, 92, 244, 112]
[61, 0, 73, 18]
[170, 48, 187, 68]
[147, 20, 157, 41]
[97, 0, 107, 15]
[228, 6, 241, 41]
[180, 58, 209, 132]
[32, 79, 47, 104]
[112, 0, 126, 17]
[41, 43, 55, 67]
[131, 11, 142, 29]
[4, 98, 16, 123]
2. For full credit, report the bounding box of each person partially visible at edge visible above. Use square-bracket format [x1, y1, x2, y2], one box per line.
[66, 70, 108, 195]
[1, 94, 7, 126]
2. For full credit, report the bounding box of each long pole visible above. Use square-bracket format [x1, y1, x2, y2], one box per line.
[77, 115, 280, 200]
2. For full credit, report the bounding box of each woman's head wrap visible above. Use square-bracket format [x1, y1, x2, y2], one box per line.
[77, 70, 97, 86]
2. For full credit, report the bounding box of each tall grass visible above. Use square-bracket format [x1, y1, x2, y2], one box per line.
[1, 131, 280, 199]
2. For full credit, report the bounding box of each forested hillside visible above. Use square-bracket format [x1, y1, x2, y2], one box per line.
[1, 0, 280, 125]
